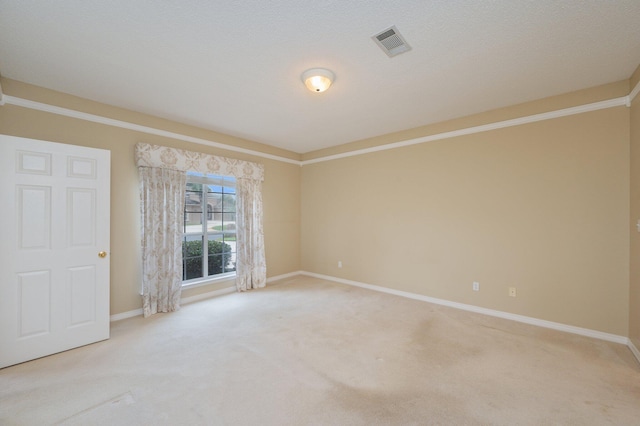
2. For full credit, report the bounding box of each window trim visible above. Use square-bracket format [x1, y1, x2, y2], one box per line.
[181, 271, 236, 290]
[182, 173, 237, 285]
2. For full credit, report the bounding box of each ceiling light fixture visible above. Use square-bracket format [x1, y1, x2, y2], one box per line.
[301, 68, 335, 93]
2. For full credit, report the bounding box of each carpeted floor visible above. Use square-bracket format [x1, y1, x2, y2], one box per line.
[1, 275, 639, 425]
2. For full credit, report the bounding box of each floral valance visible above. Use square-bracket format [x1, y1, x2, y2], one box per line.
[135, 143, 264, 181]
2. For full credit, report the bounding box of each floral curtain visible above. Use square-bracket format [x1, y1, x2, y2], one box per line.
[235, 177, 267, 291]
[135, 143, 267, 311]
[135, 143, 264, 181]
[139, 167, 187, 317]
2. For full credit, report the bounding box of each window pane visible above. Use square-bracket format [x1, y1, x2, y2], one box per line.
[222, 194, 236, 213]
[222, 212, 236, 225]
[183, 236, 204, 280]
[184, 186, 203, 233]
[184, 257, 203, 280]
[208, 192, 223, 213]
[207, 234, 224, 254]
[208, 254, 224, 276]
[207, 253, 236, 275]
[223, 252, 236, 273]
[183, 235, 203, 256]
[185, 213, 204, 233]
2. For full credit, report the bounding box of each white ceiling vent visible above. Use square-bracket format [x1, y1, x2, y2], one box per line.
[372, 25, 412, 58]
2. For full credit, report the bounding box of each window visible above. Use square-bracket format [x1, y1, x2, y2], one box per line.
[183, 172, 236, 283]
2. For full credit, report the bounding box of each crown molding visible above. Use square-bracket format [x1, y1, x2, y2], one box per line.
[627, 78, 640, 106]
[1, 95, 301, 165]
[302, 96, 629, 165]
[2, 89, 635, 167]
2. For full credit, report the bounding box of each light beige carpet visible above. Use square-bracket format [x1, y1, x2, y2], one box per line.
[1, 275, 639, 425]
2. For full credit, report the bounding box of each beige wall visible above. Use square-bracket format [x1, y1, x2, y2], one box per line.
[302, 85, 631, 336]
[0, 78, 301, 316]
[1, 74, 637, 338]
[630, 64, 640, 349]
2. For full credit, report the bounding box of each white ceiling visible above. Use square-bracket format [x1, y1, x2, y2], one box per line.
[1, 1, 640, 154]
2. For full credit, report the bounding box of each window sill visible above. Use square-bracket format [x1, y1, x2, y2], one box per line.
[182, 272, 236, 290]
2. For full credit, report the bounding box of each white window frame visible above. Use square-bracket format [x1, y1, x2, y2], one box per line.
[182, 173, 237, 288]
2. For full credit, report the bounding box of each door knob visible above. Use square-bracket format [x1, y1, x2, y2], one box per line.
[98, 251, 107, 258]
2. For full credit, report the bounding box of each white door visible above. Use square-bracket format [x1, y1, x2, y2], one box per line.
[0, 134, 110, 369]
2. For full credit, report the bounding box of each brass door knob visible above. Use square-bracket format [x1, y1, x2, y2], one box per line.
[98, 251, 107, 258]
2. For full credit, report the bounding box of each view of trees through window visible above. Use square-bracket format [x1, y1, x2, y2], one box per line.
[183, 173, 236, 282]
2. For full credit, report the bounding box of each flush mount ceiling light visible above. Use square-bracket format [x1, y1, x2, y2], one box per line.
[301, 68, 335, 93]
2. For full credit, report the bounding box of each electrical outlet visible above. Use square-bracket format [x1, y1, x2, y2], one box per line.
[472, 281, 480, 291]
[509, 287, 517, 297]
[338, 261, 342, 268]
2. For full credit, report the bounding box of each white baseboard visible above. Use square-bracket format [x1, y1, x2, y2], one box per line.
[267, 270, 304, 283]
[110, 271, 303, 322]
[110, 308, 143, 322]
[110, 286, 236, 322]
[300, 271, 629, 345]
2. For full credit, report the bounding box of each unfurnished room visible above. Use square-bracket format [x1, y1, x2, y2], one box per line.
[1, 1, 640, 424]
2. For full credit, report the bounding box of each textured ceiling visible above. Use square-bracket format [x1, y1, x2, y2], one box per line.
[1, 1, 640, 153]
